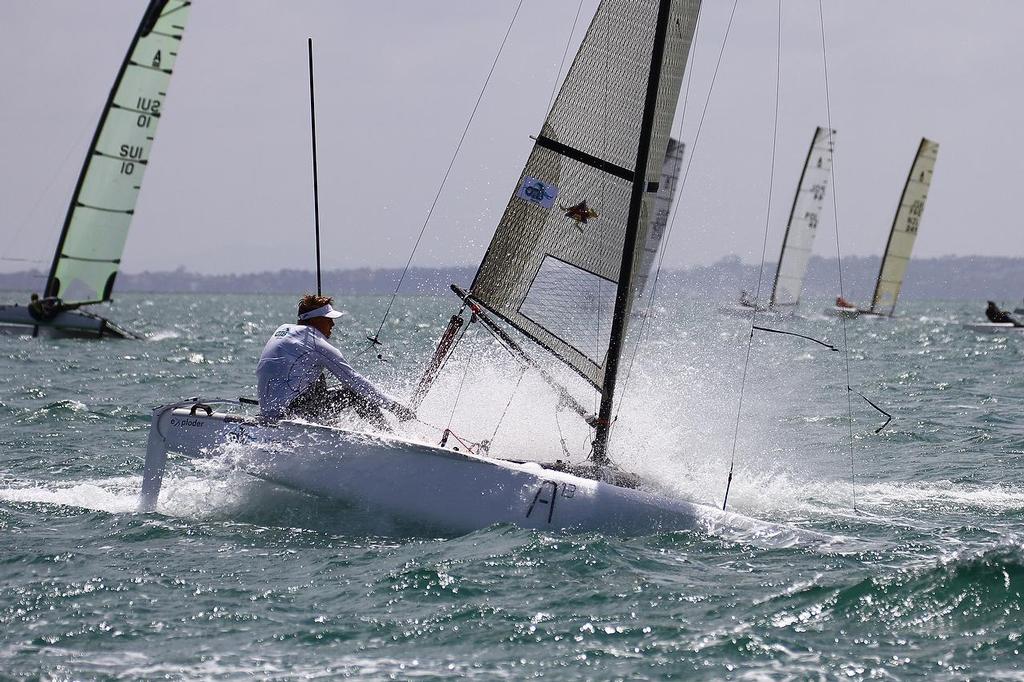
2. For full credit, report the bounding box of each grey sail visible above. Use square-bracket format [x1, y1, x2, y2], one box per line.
[45, 0, 191, 306]
[770, 127, 835, 309]
[635, 138, 684, 302]
[469, 0, 701, 391]
[869, 138, 939, 316]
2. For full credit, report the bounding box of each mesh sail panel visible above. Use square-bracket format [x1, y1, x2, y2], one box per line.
[48, 0, 191, 305]
[871, 138, 939, 316]
[771, 127, 835, 308]
[471, 0, 699, 389]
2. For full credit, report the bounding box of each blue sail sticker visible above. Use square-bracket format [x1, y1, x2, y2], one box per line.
[517, 176, 558, 209]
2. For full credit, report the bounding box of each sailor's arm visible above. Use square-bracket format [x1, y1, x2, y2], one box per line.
[314, 338, 413, 417]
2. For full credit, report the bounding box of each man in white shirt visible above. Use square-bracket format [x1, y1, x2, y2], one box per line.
[256, 294, 415, 428]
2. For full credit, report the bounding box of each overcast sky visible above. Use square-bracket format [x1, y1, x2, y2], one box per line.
[1, 1, 1021, 276]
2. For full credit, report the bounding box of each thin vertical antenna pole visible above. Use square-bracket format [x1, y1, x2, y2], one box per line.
[307, 37, 323, 296]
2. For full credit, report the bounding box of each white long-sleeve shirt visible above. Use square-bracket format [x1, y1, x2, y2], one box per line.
[255, 324, 398, 418]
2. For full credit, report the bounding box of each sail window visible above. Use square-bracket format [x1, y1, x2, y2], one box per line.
[519, 255, 616, 365]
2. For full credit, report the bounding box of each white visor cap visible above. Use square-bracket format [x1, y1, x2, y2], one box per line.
[297, 303, 344, 321]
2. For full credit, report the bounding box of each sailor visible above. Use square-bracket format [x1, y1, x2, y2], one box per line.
[256, 294, 415, 428]
[985, 300, 1022, 326]
[27, 293, 69, 321]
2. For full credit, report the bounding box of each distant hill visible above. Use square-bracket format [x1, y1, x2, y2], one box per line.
[0, 256, 1021, 302]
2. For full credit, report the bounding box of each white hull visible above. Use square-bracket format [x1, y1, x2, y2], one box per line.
[823, 305, 860, 319]
[140, 402, 820, 540]
[963, 322, 1024, 333]
[718, 303, 792, 319]
[0, 303, 136, 339]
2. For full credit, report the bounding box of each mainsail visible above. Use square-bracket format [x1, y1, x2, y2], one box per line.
[869, 137, 939, 316]
[469, 0, 700, 393]
[44, 0, 191, 305]
[635, 138, 684, 301]
[770, 127, 835, 309]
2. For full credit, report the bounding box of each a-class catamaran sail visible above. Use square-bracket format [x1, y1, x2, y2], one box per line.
[828, 137, 939, 319]
[140, 0, 816, 538]
[0, 0, 191, 339]
[733, 127, 835, 314]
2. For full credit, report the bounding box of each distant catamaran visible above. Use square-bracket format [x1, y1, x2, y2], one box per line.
[0, 0, 191, 338]
[735, 127, 835, 314]
[830, 137, 939, 318]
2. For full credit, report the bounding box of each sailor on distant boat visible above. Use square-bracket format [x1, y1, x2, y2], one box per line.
[985, 300, 1022, 326]
[27, 293, 78, 321]
[256, 294, 415, 428]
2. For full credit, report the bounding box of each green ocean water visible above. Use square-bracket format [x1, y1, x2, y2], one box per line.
[1, 292, 1023, 680]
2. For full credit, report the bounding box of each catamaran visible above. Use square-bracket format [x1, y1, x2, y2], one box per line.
[826, 137, 939, 319]
[725, 127, 835, 316]
[0, 0, 191, 339]
[139, 0, 831, 539]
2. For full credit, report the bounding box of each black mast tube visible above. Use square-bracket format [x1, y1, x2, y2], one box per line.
[308, 37, 323, 296]
[592, 0, 673, 464]
[43, 0, 172, 300]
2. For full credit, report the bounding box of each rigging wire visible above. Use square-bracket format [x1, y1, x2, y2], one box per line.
[722, 0, 784, 513]
[6, 120, 95, 267]
[751, 325, 838, 351]
[544, 0, 587, 116]
[488, 366, 528, 449]
[852, 389, 892, 434]
[817, 0, 858, 513]
[367, 0, 525, 347]
[444, 325, 482, 436]
[595, 5, 613, 421]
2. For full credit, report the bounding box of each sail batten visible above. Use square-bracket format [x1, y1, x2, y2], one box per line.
[535, 135, 637, 182]
[45, 0, 190, 305]
[469, 0, 701, 392]
[869, 137, 939, 316]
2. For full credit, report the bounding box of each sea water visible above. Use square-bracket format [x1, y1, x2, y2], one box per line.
[1, 293, 1022, 679]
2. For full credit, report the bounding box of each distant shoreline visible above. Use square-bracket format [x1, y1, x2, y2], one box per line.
[1, 256, 1021, 302]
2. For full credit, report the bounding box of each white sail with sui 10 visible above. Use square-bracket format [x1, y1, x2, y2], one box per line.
[46, 0, 191, 306]
[0, 0, 190, 339]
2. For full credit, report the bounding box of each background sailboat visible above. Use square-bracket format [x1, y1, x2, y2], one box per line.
[726, 127, 835, 316]
[828, 137, 939, 318]
[0, 0, 190, 339]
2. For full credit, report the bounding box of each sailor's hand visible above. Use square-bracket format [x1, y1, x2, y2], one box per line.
[392, 404, 416, 422]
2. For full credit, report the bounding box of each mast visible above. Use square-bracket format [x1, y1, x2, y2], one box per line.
[869, 137, 938, 316]
[44, 0, 189, 305]
[592, 0, 674, 464]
